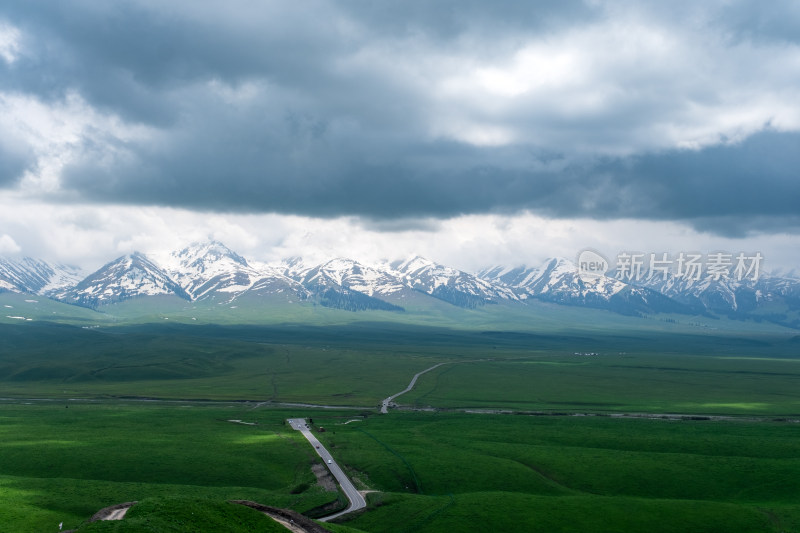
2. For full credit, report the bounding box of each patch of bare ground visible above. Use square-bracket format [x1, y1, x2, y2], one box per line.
[64, 502, 138, 531]
[89, 501, 137, 521]
[312, 463, 337, 491]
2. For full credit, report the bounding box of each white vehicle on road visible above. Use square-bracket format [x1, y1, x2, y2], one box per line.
[287, 417, 367, 520]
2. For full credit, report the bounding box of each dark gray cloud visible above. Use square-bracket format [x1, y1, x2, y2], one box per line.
[61, 125, 800, 234]
[358, 218, 442, 233]
[589, 130, 800, 234]
[1, 1, 352, 124]
[611, 130, 800, 219]
[2, 0, 800, 236]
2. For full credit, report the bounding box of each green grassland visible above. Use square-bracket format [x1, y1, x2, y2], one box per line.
[1, 311, 799, 531]
[1, 319, 798, 414]
[0, 403, 354, 532]
[400, 354, 800, 415]
[73, 497, 291, 532]
[0, 321, 468, 405]
[2, 403, 799, 532]
[312, 411, 800, 533]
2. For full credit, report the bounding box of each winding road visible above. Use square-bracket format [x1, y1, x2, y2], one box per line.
[380, 362, 448, 413]
[287, 418, 367, 521]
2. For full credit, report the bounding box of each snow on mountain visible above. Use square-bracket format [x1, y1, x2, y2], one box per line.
[626, 269, 800, 318]
[0, 257, 46, 294]
[242, 272, 309, 300]
[477, 265, 537, 288]
[2, 243, 799, 324]
[628, 271, 741, 313]
[64, 252, 189, 308]
[519, 258, 627, 299]
[480, 258, 691, 316]
[278, 257, 405, 311]
[40, 263, 86, 297]
[0, 257, 83, 296]
[292, 257, 407, 296]
[393, 255, 516, 308]
[480, 257, 800, 322]
[155, 241, 261, 299]
[154, 241, 312, 305]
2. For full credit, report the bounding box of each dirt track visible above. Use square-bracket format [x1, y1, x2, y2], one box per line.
[230, 501, 334, 533]
[89, 501, 137, 521]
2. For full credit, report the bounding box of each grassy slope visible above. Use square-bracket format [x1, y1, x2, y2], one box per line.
[0, 404, 346, 532]
[4, 290, 798, 335]
[349, 492, 776, 533]
[73, 498, 292, 532]
[313, 412, 800, 533]
[4, 403, 798, 532]
[0, 292, 104, 325]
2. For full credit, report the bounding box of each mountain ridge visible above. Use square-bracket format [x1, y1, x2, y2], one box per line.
[1, 242, 799, 327]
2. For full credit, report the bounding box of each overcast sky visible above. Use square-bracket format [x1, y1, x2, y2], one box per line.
[1, 1, 799, 273]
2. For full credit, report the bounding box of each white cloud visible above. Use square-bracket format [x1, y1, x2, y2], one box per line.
[0, 91, 155, 193]
[0, 197, 796, 274]
[0, 21, 21, 64]
[0, 233, 20, 254]
[426, 7, 800, 153]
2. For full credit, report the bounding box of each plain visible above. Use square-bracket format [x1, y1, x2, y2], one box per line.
[0, 308, 799, 532]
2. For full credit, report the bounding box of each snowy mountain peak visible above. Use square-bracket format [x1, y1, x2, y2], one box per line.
[392, 255, 437, 275]
[392, 255, 516, 307]
[165, 241, 248, 270]
[292, 257, 407, 297]
[64, 252, 189, 307]
[478, 256, 696, 315]
[156, 241, 262, 300]
[534, 257, 578, 281]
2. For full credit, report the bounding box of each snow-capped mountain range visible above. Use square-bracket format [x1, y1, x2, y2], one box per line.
[1, 241, 799, 327]
[0, 257, 84, 297]
[479, 259, 695, 316]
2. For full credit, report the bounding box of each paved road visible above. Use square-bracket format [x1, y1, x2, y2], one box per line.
[380, 362, 448, 413]
[287, 418, 366, 521]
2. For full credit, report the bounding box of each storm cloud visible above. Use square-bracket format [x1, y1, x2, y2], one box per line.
[1, 0, 799, 234]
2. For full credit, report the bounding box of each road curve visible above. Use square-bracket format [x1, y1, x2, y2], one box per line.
[287, 418, 367, 521]
[380, 362, 448, 413]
